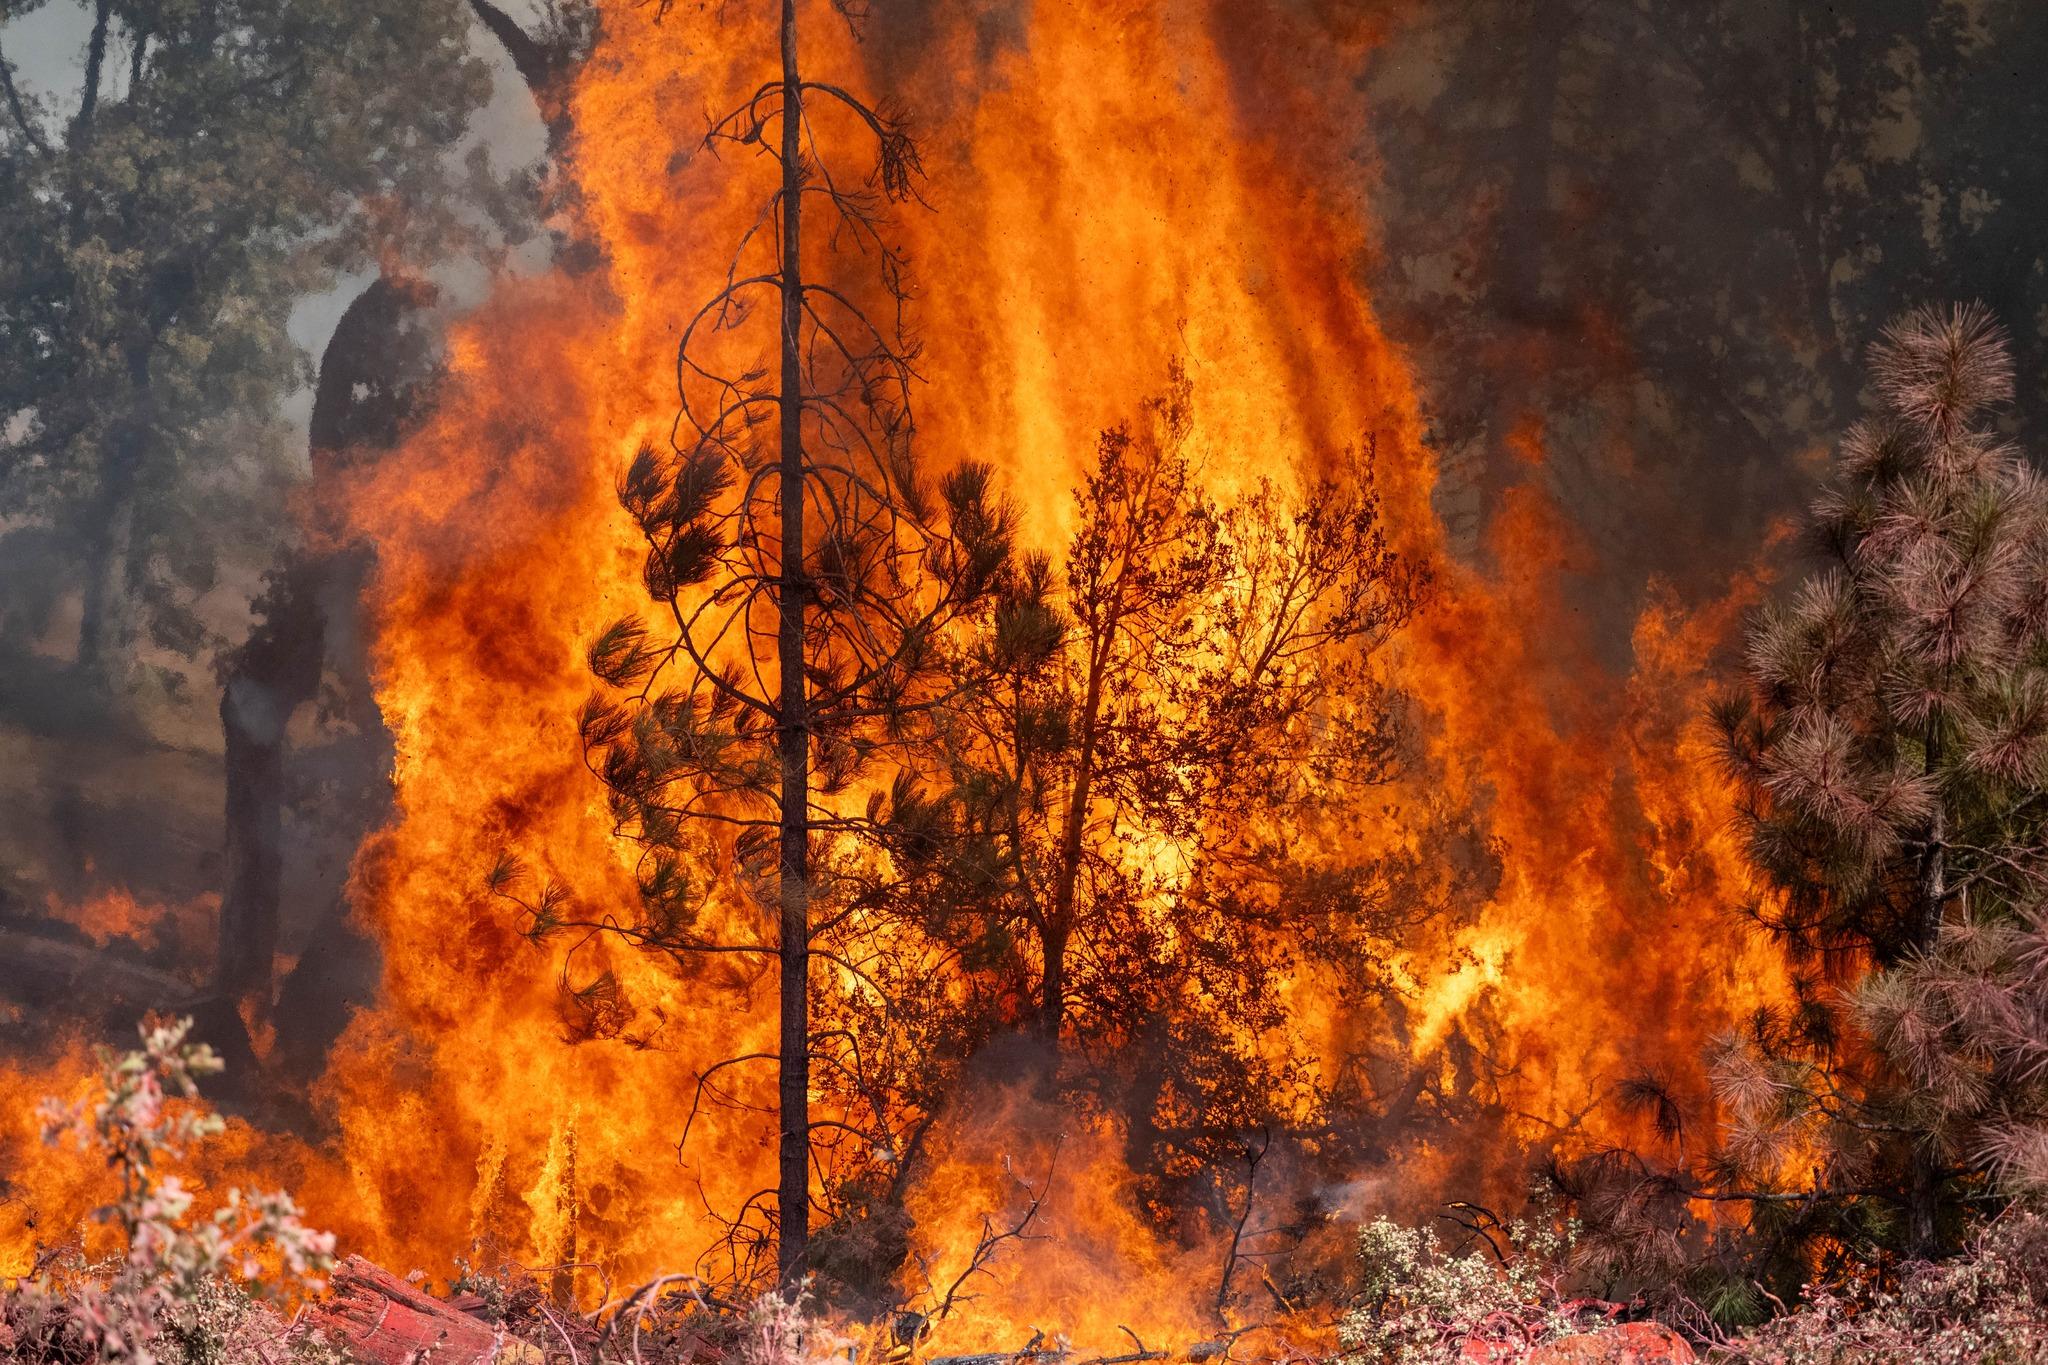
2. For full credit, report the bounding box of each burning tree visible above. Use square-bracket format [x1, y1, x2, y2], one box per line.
[515, 0, 1015, 1288]
[1576, 305, 2048, 1305]
[865, 370, 1448, 1250]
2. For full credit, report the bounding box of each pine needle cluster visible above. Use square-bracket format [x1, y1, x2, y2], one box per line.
[1708, 303, 2048, 1262]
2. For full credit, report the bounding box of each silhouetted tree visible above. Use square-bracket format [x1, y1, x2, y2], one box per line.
[873, 371, 1446, 1220]
[217, 0, 595, 1033]
[502, 0, 1014, 1287]
[0, 0, 491, 706]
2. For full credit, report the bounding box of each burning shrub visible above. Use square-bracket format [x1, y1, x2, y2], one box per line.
[1338, 1207, 1588, 1363]
[734, 1286, 856, 1365]
[1712, 1209, 2048, 1363]
[4, 1017, 335, 1365]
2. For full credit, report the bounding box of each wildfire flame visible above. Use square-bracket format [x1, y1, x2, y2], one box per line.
[0, 0, 1790, 1350]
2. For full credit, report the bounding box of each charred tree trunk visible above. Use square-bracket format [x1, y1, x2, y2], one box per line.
[214, 0, 581, 1053]
[218, 681, 287, 1007]
[1041, 626, 1112, 1044]
[216, 275, 428, 1023]
[774, 0, 812, 1286]
[217, 563, 325, 1015]
[1037, 922, 1068, 1047]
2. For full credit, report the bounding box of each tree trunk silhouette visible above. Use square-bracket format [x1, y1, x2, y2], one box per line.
[74, 337, 154, 702]
[466, 0, 579, 152]
[217, 275, 429, 1021]
[773, 0, 812, 1286]
[1042, 631, 1110, 1045]
[217, 564, 326, 1016]
[234, 0, 578, 1032]
[559, 0, 952, 1286]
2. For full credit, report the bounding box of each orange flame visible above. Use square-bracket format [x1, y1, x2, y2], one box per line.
[2, 0, 1791, 1347]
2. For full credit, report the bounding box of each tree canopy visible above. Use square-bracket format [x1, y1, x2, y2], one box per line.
[0, 0, 492, 706]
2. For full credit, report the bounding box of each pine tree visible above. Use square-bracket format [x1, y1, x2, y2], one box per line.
[872, 371, 1444, 1215]
[503, 0, 1015, 1287]
[0, 0, 490, 705]
[1710, 303, 2048, 1262]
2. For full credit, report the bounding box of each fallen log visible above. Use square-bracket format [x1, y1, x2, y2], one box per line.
[302, 1256, 538, 1365]
[0, 928, 200, 1014]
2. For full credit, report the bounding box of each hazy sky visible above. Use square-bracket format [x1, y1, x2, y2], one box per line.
[1, 0, 552, 433]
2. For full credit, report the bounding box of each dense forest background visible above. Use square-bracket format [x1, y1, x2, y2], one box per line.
[1364, 0, 2048, 650]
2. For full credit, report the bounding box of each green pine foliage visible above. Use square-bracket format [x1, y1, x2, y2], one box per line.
[0, 0, 492, 701]
[1705, 304, 2048, 1261]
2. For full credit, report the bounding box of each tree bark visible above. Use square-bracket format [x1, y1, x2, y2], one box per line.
[71, 0, 112, 142]
[305, 1256, 512, 1365]
[774, 0, 812, 1286]
[218, 676, 288, 1008]
[1038, 921, 1069, 1045]
[74, 339, 155, 700]
[217, 562, 327, 1015]
[1903, 720, 1948, 1256]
